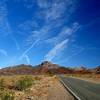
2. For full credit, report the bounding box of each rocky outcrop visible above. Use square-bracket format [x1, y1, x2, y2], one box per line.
[0, 62, 99, 75]
[95, 66, 100, 74]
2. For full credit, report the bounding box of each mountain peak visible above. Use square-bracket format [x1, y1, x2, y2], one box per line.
[40, 61, 59, 71]
[41, 61, 52, 65]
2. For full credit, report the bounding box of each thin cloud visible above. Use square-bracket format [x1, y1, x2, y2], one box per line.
[26, 22, 80, 63]
[0, 49, 8, 57]
[0, 4, 11, 36]
[44, 39, 69, 61]
[21, 0, 78, 46]
[46, 22, 80, 46]
[0, 1, 20, 51]
[44, 22, 80, 62]
[46, 2, 66, 21]
[39, 0, 77, 22]
[18, 0, 78, 64]
[11, 36, 20, 50]
[26, 25, 51, 45]
[23, 54, 30, 64]
[19, 39, 40, 60]
[36, 0, 78, 24]
[37, 0, 51, 8]
[18, 20, 39, 36]
[19, 23, 52, 61]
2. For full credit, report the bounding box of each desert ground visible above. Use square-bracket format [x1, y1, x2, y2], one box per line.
[0, 75, 74, 100]
[0, 74, 100, 100]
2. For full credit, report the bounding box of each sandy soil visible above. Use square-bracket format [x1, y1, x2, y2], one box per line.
[47, 77, 74, 100]
[14, 75, 74, 100]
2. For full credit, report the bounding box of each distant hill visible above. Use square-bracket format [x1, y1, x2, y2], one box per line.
[0, 61, 99, 75]
[0, 64, 34, 75]
[94, 66, 100, 74]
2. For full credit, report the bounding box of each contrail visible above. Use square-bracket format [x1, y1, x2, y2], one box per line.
[0, 49, 8, 57]
[11, 36, 20, 50]
[44, 39, 69, 61]
[20, 39, 40, 60]
[24, 54, 30, 64]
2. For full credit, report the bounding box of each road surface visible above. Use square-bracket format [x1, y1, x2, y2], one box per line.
[60, 76, 100, 100]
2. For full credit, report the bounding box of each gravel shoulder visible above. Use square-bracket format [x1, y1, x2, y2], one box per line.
[47, 76, 74, 100]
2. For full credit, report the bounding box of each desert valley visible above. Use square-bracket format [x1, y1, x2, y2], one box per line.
[0, 61, 100, 100]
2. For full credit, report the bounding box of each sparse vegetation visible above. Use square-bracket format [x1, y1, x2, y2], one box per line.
[0, 90, 15, 100]
[0, 75, 76, 100]
[0, 79, 5, 90]
[15, 76, 34, 91]
[34, 76, 41, 81]
[0, 75, 58, 99]
[0, 78, 15, 100]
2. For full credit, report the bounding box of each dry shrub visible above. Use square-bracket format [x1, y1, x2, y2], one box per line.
[0, 90, 15, 100]
[15, 76, 34, 91]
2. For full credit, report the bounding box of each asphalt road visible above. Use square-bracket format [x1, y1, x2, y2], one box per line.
[60, 76, 100, 100]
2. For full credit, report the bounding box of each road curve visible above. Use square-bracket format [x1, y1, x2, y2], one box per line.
[60, 76, 100, 100]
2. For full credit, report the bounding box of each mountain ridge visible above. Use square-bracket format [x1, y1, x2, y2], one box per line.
[0, 61, 100, 75]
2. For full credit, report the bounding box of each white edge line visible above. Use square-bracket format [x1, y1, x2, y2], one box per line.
[60, 78, 81, 100]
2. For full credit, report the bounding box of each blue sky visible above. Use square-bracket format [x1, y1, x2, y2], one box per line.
[0, 0, 100, 68]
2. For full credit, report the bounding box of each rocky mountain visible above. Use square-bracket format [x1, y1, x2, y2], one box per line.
[0, 61, 70, 75]
[41, 61, 59, 69]
[38, 61, 59, 73]
[73, 66, 91, 74]
[0, 61, 99, 75]
[0, 61, 59, 75]
[94, 66, 100, 74]
[35, 61, 74, 74]
[0, 64, 34, 75]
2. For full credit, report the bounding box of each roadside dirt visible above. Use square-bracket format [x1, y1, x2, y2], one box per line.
[14, 75, 74, 100]
[47, 76, 74, 100]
